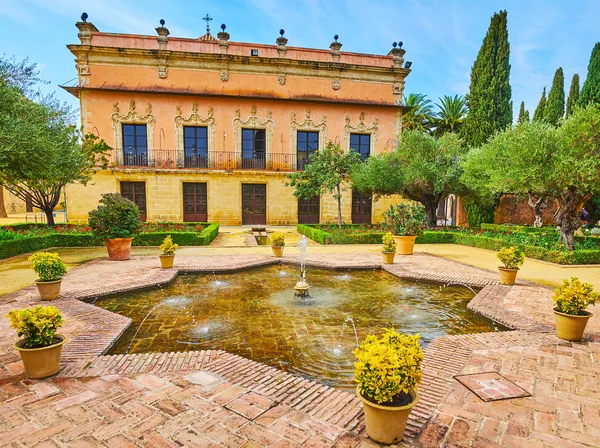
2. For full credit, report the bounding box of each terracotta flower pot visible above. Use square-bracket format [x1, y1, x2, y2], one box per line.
[272, 246, 284, 257]
[15, 335, 66, 379]
[357, 387, 419, 445]
[554, 309, 592, 341]
[498, 267, 519, 285]
[106, 238, 132, 261]
[35, 279, 62, 301]
[382, 252, 396, 264]
[393, 235, 417, 255]
[160, 254, 175, 268]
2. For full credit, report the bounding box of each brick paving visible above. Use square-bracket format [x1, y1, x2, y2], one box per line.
[1, 252, 599, 446]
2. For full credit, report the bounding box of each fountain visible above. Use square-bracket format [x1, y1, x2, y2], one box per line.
[294, 235, 311, 297]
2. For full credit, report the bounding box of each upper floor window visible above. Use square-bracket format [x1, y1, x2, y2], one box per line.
[350, 133, 371, 161]
[297, 131, 319, 170]
[241, 129, 266, 169]
[122, 124, 148, 166]
[184, 126, 208, 168]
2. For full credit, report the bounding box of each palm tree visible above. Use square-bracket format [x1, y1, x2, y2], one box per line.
[433, 95, 468, 136]
[402, 93, 434, 133]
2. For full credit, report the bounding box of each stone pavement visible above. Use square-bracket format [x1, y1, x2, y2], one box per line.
[1, 252, 599, 447]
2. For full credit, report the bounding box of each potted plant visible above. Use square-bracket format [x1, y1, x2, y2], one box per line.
[553, 277, 599, 341]
[497, 246, 524, 285]
[6, 305, 66, 378]
[159, 235, 179, 268]
[88, 193, 141, 261]
[382, 232, 396, 264]
[29, 252, 67, 300]
[354, 329, 423, 445]
[270, 231, 285, 257]
[384, 203, 427, 255]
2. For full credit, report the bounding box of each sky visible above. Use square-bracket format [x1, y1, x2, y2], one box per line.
[1, 0, 599, 119]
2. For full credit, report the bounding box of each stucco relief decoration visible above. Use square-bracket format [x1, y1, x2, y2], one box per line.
[289, 108, 328, 152]
[343, 112, 379, 153]
[332, 78, 341, 90]
[174, 105, 217, 157]
[110, 100, 156, 164]
[278, 74, 286, 85]
[77, 53, 90, 77]
[220, 70, 229, 82]
[158, 56, 168, 79]
[393, 79, 405, 104]
[233, 106, 275, 156]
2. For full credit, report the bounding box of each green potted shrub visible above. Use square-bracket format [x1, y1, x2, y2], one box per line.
[29, 252, 67, 300]
[384, 203, 427, 255]
[88, 193, 141, 261]
[553, 277, 599, 341]
[354, 329, 423, 444]
[497, 246, 525, 285]
[6, 305, 66, 378]
[382, 232, 397, 264]
[159, 235, 179, 268]
[270, 231, 285, 257]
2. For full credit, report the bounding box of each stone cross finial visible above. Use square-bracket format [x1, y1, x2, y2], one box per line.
[203, 14, 213, 33]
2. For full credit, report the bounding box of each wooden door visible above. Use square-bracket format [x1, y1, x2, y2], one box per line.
[351, 191, 371, 224]
[242, 184, 266, 225]
[120, 181, 147, 222]
[298, 196, 320, 224]
[183, 183, 208, 222]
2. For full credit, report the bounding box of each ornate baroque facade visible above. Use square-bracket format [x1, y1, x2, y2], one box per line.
[63, 16, 411, 225]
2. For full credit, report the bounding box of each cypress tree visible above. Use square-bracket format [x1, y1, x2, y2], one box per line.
[532, 87, 546, 122]
[517, 101, 530, 124]
[565, 73, 579, 117]
[578, 42, 600, 107]
[461, 10, 512, 146]
[544, 67, 565, 125]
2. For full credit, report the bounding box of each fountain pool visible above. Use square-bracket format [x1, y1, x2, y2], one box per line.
[90, 265, 501, 388]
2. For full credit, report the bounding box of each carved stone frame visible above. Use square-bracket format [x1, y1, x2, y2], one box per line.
[343, 112, 379, 156]
[174, 103, 216, 167]
[289, 108, 328, 154]
[111, 101, 155, 165]
[233, 105, 274, 157]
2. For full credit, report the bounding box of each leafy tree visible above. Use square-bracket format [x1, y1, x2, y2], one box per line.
[566, 73, 580, 118]
[433, 95, 468, 136]
[286, 141, 360, 228]
[402, 93, 434, 133]
[578, 42, 600, 107]
[462, 105, 600, 249]
[545, 67, 565, 125]
[461, 10, 512, 147]
[0, 60, 111, 226]
[352, 130, 465, 227]
[532, 87, 547, 122]
[517, 101, 530, 124]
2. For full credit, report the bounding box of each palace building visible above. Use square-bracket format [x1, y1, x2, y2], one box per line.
[61, 14, 411, 225]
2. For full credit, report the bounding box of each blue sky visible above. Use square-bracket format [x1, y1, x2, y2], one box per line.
[2, 0, 599, 119]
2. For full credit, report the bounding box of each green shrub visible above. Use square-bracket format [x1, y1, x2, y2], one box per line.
[88, 193, 141, 240]
[28, 252, 67, 281]
[296, 224, 333, 244]
[270, 232, 285, 247]
[553, 277, 600, 315]
[497, 246, 525, 269]
[384, 203, 427, 236]
[6, 305, 64, 348]
[159, 236, 179, 255]
[382, 232, 396, 252]
[464, 203, 496, 227]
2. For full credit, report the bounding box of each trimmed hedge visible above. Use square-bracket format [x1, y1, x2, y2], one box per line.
[480, 223, 551, 233]
[0, 222, 56, 231]
[296, 224, 600, 265]
[0, 223, 220, 259]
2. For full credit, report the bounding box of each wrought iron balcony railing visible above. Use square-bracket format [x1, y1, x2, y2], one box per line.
[113, 150, 304, 171]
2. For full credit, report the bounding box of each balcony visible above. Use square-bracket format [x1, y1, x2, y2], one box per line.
[113, 150, 303, 171]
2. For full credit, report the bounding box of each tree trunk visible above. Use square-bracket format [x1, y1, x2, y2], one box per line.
[553, 188, 589, 250]
[421, 194, 443, 228]
[527, 192, 546, 228]
[336, 184, 343, 228]
[43, 207, 55, 226]
[0, 186, 7, 218]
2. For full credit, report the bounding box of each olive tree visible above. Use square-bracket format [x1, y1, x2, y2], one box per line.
[352, 130, 466, 227]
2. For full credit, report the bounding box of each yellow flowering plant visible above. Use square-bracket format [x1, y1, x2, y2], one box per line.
[6, 305, 64, 348]
[382, 232, 396, 253]
[553, 277, 600, 316]
[353, 329, 423, 405]
[270, 232, 285, 247]
[159, 235, 179, 255]
[29, 252, 67, 282]
[497, 246, 525, 269]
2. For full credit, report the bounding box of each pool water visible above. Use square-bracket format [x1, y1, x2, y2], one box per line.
[90, 265, 499, 388]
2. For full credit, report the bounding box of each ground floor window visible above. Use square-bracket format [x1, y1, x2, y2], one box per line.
[183, 183, 208, 222]
[120, 181, 147, 222]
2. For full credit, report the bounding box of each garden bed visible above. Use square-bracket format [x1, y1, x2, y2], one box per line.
[297, 224, 600, 265]
[0, 222, 219, 259]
